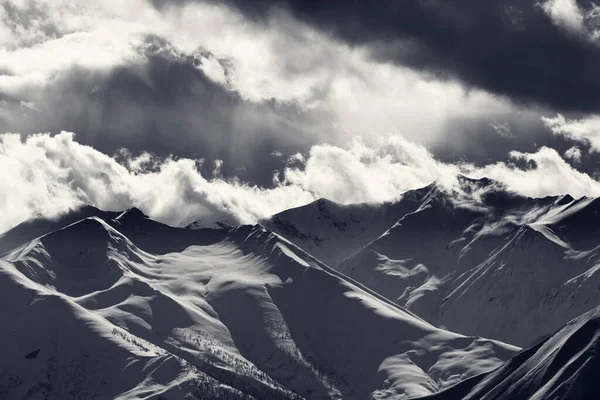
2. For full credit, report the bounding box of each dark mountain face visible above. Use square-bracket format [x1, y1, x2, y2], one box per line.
[0, 205, 517, 399]
[0, 205, 121, 256]
[419, 306, 600, 400]
[2, 175, 600, 399]
[260, 183, 437, 266]
[265, 178, 600, 346]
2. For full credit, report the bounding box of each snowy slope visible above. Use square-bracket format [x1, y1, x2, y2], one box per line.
[337, 181, 600, 347]
[0, 208, 518, 399]
[267, 177, 600, 347]
[418, 305, 600, 400]
[0, 205, 120, 256]
[261, 187, 432, 266]
[0, 261, 251, 400]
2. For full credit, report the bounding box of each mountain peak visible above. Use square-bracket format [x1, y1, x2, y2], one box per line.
[0, 206, 121, 256]
[556, 194, 575, 205]
[455, 175, 505, 193]
[4, 217, 131, 297]
[115, 207, 149, 222]
[39, 217, 128, 259]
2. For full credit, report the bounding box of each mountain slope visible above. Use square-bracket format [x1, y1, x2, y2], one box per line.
[0, 209, 518, 399]
[267, 177, 600, 347]
[261, 186, 432, 266]
[0, 258, 252, 400]
[419, 305, 600, 400]
[0, 205, 120, 256]
[337, 185, 600, 346]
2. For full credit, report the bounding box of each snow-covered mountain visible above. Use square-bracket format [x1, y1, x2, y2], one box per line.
[266, 176, 600, 347]
[0, 207, 518, 399]
[0, 205, 121, 256]
[261, 187, 432, 266]
[419, 304, 600, 400]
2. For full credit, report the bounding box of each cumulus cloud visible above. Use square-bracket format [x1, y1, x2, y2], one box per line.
[541, 0, 585, 33]
[542, 114, 600, 151]
[216, 0, 600, 113]
[0, 0, 571, 186]
[564, 146, 583, 163]
[282, 136, 460, 204]
[541, 0, 600, 38]
[2, 130, 600, 235]
[0, 131, 314, 233]
[469, 146, 600, 198]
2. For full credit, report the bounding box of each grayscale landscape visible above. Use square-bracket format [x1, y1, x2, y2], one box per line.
[1, 0, 600, 399]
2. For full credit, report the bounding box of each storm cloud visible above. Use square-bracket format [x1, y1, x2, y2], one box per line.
[209, 0, 600, 113]
[2, 0, 600, 229]
[0, 33, 327, 186]
[4, 0, 574, 188]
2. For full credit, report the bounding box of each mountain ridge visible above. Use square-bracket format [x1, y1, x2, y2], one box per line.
[0, 206, 518, 399]
[263, 178, 600, 347]
[417, 304, 600, 400]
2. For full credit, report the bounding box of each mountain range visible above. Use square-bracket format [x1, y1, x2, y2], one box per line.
[1, 176, 600, 399]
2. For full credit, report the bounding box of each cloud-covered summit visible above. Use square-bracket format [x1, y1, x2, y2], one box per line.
[2, 0, 600, 230]
[2, 130, 600, 236]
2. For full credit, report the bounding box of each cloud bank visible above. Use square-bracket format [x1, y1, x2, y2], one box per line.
[217, 0, 600, 112]
[1, 0, 580, 188]
[543, 114, 600, 151]
[2, 1, 600, 235]
[2, 130, 600, 235]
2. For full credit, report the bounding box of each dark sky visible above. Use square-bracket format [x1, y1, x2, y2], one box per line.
[2, 0, 600, 231]
[0, 34, 330, 186]
[1, 0, 599, 185]
[211, 0, 600, 112]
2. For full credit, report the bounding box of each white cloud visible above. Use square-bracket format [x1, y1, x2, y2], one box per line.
[2, 131, 600, 235]
[0, 131, 314, 232]
[542, 0, 585, 33]
[212, 159, 224, 178]
[194, 52, 232, 88]
[0, 1, 148, 97]
[489, 120, 513, 138]
[470, 146, 600, 198]
[0, 0, 528, 147]
[541, 0, 600, 38]
[283, 136, 460, 203]
[564, 146, 582, 163]
[542, 113, 600, 150]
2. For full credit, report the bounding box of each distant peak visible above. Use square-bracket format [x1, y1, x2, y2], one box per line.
[185, 220, 232, 229]
[115, 207, 149, 221]
[315, 198, 333, 205]
[555, 194, 574, 205]
[185, 221, 201, 229]
[39, 217, 124, 249]
[456, 175, 496, 188]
